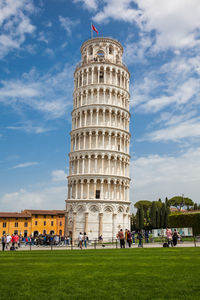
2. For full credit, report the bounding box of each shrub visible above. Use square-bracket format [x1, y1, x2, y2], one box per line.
[168, 213, 200, 235]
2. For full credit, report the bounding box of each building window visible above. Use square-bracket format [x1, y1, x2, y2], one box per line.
[35, 215, 38, 218]
[3, 218, 6, 220]
[59, 216, 62, 218]
[3, 222, 6, 228]
[44, 221, 46, 226]
[24, 222, 28, 227]
[15, 218, 18, 220]
[24, 230, 28, 237]
[14, 230, 18, 235]
[35, 221, 38, 226]
[43, 230, 46, 235]
[118, 144, 120, 151]
[59, 222, 62, 226]
[96, 190, 100, 199]
[59, 230, 62, 236]
[51, 221, 54, 226]
[44, 215, 46, 219]
[25, 218, 28, 220]
[3, 231, 6, 235]
[15, 222, 18, 228]
[51, 215, 54, 219]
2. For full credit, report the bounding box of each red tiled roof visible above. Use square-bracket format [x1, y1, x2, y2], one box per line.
[23, 209, 65, 216]
[0, 212, 31, 218]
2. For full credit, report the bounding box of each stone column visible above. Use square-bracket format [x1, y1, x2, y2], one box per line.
[91, 68, 94, 84]
[81, 180, 83, 198]
[96, 109, 99, 126]
[89, 132, 92, 149]
[87, 181, 90, 199]
[97, 88, 99, 104]
[100, 180, 104, 199]
[95, 155, 98, 173]
[112, 213, 117, 238]
[96, 131, 98, 148]
[72, 212, 77, 245]
[84, 212, 89, 234]
[94, 180, 97, 199]
[104, 67, 106, 84]
[88, 155, 91, 173]
[99, 213, 103, 237]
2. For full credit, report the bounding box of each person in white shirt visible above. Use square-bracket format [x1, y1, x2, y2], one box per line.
[6, 235, 11, 249]
[78, 232, 83, 249]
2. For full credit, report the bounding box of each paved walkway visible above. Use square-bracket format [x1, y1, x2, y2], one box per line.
[2, 241, 199, 251]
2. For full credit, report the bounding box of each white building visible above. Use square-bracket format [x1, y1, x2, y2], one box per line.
[65, 37, 131, 241]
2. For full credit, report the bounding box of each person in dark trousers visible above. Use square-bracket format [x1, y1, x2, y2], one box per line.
[137, 231, 143, 248]
[117, 229, 125, 248]
[172, 229, 178, 246]
[127, 230, 132, 248]
[145, 231, 149, 243]
[1, 235, 6, 251]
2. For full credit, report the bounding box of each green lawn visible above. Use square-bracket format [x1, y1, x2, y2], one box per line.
[0, 248, 200, 300]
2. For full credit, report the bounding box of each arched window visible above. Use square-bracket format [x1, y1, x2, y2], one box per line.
[97, 50, 105, 57]
[89, 46, 93, 55]
[109, 46, 113, 54]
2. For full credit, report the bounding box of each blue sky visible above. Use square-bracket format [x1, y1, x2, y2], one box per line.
[0, 0, 200, 211]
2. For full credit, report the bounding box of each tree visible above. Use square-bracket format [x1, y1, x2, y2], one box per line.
[160, 203, 166, 228]
[136, 206, 144, 230]
[165, 197, 169, 207]
[168, 196, 194, 210]
[194, 203, 198, 210]
[150, 202, 157, 228]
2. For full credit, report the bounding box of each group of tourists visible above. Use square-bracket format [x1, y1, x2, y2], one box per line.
[78, 232, 88, 249]
[117, 229, 144, 248]
[166, 228, 180, 247]
[1, 234, 19, 251]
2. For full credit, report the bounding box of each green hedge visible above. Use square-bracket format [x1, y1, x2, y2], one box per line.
[168, 213, 200, 235]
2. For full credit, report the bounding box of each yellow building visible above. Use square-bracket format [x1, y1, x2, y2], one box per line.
[0, 212, 32, 237]
[0, 210, 65, 237]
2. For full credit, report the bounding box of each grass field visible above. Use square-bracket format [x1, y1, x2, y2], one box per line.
[0, 248, 200, 300]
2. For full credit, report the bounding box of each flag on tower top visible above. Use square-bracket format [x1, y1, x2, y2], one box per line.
[92, 24, 98, 35]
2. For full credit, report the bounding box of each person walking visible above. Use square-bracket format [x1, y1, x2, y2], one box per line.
[6, 234, 11, 249]
[78, 232, 83, 249]
[145, 231, 149, 243]
[132, 231, 135, 244]
[172, 229, 178, 246]
[1, 235, 6, 251]
[127, 230, 132, 248]
[137, 231, 143, 248]
[117, 229, 125, 248]
[83, 232, 87, 248]
[166, 228, 173, 247]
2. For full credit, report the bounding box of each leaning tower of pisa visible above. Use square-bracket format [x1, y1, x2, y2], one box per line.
[65, 37, 131, 241]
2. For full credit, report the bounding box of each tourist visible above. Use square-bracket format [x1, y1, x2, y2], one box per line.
[125, 229, 128, 247]
[145, 231, 149, 243]
[83, 232, 87, 248]
[132, 231, 135, 244]
[78, 232, 83, 249]
[117, 229, 125, 248]
[172, 229, 178, 246]
[1, 235, 6, 251]
[137, 231, 143, 248]
[166, 228, 173, 247]
[6, 234, 11, 249]
[127, 230, 132, 248]
[11, 234, 15, 249]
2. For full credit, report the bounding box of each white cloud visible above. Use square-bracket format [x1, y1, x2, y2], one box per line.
[73, 0, 98, 11]
[0, 0, 35, 58]
[93, 0, 200, 51]
[131, 147, 200, 204]
[144, 116, 200, 142]
[59, 16, 79, 36]
[0, 186, 66, 211]
[12, 162, 39, 169]
[51, 170, 66, 182]
[0, 64, 74, 120]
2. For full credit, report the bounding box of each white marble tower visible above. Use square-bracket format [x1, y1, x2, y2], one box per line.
[65, 37, 131, 241]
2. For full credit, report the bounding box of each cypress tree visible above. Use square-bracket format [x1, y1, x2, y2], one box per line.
[160, 203, 166, 228]
[151, 202, 157, 229]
